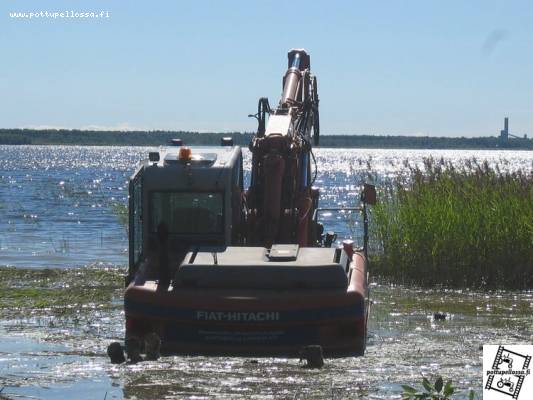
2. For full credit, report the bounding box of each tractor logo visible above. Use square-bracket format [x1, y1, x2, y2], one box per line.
[497, 353, 513, 370]
[496, 377, 515, 393]
[484, 345, 532, 399]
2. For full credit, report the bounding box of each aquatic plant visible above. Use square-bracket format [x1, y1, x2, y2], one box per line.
[401, 376, 476, 399]
[110, 202, 128, 232]
[371, 157, 533, 289]
[0, 266, 124, 319]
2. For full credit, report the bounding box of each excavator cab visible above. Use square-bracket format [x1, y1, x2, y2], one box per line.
[127, 145, 244, 284]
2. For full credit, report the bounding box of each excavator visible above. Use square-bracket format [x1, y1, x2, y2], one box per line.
[123, 49, 376, 357]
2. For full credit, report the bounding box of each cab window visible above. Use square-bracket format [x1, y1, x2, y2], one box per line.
[150, 192, 223, 234]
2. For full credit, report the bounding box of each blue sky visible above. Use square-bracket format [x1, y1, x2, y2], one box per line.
[1, 1, 532, 137]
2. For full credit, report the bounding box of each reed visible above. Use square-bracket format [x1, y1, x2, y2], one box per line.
[110, 202, 128, 233]
[371, 157, 533, 289]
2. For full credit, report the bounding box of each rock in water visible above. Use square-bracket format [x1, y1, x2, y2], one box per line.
[107, 342, 125, 364]
[125, 336, 143, 363]
[433, 312, 447, 321]
[299, 345, 324, 368]
[144, 332, 161, 361]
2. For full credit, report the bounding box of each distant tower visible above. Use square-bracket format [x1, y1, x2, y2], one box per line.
[500, 117, 509, 141]
[504, 117, 509, 134]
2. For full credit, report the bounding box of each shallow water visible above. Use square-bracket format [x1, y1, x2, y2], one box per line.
[0, 145, 532, 399]
[1, 274, 531, 399]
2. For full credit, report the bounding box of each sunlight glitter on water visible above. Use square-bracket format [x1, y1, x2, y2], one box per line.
[1, 273, 532, 399]
[1, 145, 531, 269]
[0, 145, 532, 399]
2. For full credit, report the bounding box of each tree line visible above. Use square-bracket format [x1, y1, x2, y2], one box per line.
[0, 129, 531, 149]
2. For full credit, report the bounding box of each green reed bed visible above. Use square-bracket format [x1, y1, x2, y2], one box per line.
[371, 158, 533, 289]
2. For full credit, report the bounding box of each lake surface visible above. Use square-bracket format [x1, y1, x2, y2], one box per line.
[1, 145, 531, 269]
[0, 145, 532, 399]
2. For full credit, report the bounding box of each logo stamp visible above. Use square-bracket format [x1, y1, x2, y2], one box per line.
[483, 345, 532, 399]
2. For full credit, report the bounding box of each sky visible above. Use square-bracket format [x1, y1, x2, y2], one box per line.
[1, 0, 533, 137]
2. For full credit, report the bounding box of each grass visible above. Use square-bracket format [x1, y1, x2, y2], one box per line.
[371, 157, 533, 289]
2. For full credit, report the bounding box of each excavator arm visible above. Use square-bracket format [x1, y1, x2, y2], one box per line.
[246, 49, 320, 247]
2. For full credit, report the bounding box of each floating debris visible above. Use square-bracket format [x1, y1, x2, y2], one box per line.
[433, 312, 447, 321]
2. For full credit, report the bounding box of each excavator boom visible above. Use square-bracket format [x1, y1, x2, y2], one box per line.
[246, 49, 320, 247]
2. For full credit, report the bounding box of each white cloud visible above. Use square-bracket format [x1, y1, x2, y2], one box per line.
[80, 122, 145, 131]
[21, 124, 69, 130]
[20, 122, 146, 131]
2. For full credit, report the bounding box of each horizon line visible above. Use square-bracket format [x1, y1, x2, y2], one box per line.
[0, 127, 516, 140]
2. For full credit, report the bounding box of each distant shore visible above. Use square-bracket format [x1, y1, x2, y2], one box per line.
[1, 128, 532, 149]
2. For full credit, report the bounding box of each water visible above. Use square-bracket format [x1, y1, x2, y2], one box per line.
[1, 145, 530, 268]
[0, 145, 532, 399]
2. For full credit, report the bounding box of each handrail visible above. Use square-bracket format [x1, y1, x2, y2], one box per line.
[312, 206, 363, 222]
[313, 204, 370, 261]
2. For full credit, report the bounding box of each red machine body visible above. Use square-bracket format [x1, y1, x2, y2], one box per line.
[123, 49, 374, 357]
